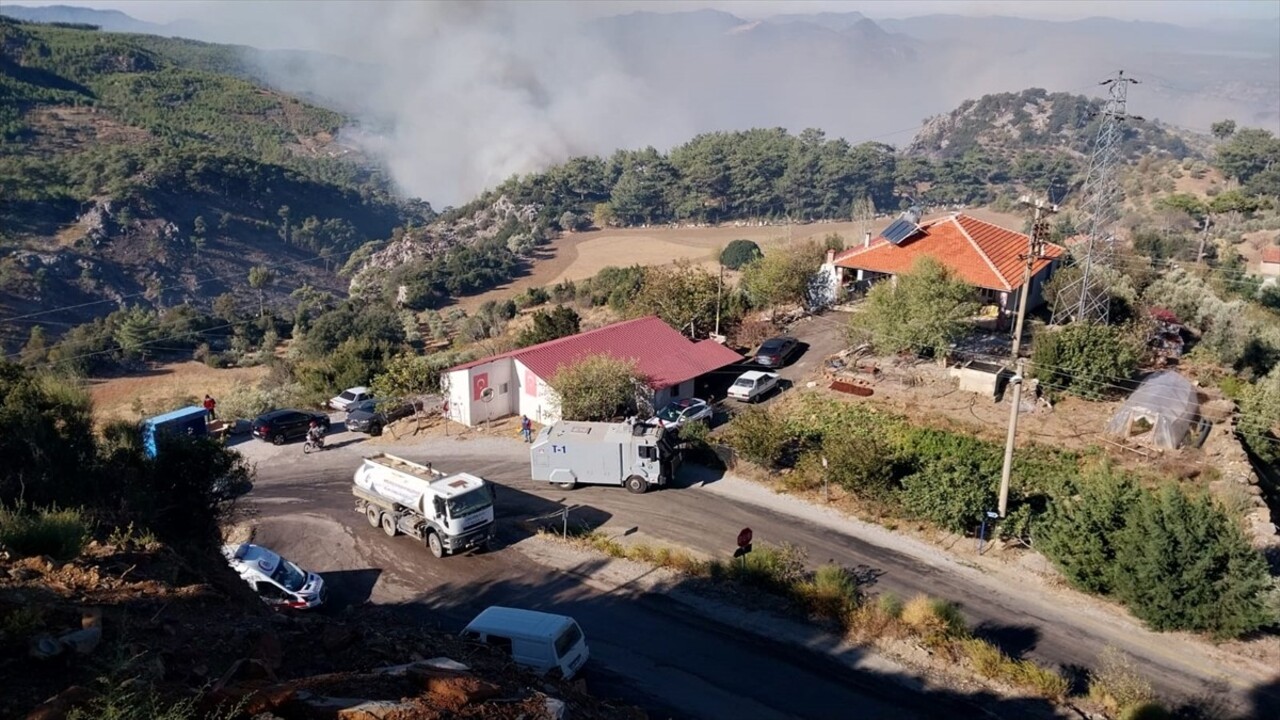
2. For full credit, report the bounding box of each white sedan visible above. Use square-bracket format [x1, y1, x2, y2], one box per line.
[654, 398, 714, 429]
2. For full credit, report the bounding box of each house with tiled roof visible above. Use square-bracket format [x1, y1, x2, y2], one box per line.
[1260, 245, 1280, 278]
[829, 212, 1065, 316]
[443, 316, 743, 426]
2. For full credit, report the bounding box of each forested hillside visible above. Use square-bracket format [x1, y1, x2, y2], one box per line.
[448, 101, 1199, 237]
[0, 17, 429, 331]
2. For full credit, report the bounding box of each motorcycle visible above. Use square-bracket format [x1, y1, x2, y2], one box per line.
[302, 436, 328, 454]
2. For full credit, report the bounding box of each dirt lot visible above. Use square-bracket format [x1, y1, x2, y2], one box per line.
[457, 207, 1025, 312]
[87, 361, 269, 423]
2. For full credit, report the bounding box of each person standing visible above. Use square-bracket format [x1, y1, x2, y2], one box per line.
[520, 415, 532, 443]
[203, 394, 217, 421]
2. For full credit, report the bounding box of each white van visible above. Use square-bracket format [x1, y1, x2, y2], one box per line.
[461, 606, 589, 680]
[221, 543, 327, 610]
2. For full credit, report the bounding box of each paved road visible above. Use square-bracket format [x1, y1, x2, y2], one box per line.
[244, 436, 1278, 719]
[248, 461, 1028, 720]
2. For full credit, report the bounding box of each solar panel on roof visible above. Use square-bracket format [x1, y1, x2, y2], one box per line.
[881, 217, 921, 245]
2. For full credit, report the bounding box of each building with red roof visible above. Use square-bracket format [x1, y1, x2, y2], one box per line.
[443, 316, 743, 426]
[1260, 245, 1280, 278]
[829, 212, 1065, 316]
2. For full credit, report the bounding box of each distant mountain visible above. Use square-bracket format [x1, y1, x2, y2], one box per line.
[0, 3, 161, 32]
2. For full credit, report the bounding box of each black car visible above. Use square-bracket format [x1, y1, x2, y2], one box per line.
[252, 409, 331, 445]
[345, 399, 415, 436]
[754, 336, 800, 368]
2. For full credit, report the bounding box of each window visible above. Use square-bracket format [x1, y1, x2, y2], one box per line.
[639, 446, 657, 461]
[255, 581, 286, 600]
[485, 635, 513, 652]
[555, 623, 583, 659]
[499, 383, 509, 394]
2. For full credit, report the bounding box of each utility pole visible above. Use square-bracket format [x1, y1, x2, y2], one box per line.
[997, 196, 1056, 517]
[714, 263, 724, 337]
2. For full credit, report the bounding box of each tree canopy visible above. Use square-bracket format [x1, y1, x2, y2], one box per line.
[849, 257, 978, 355]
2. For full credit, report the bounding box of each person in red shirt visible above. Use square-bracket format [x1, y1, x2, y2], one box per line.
[203, 394, 217, 421]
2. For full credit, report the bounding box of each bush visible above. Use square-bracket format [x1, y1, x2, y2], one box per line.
[1036, 465, 1139, 594]
[1031, 323, 1140, 399]
[849, 256, 978, 356]
[897, 429, 1000, 533]
[796, 563, 862, 619]
[722, 407, 789, 467]
[517, 305, 580, 347]
[720, 239, 762, 270]
[550, 354, 648, 421]
[1088, 647, 1156, 716]
[714, 542, 807, 593]
[0, 505, 89, 561]
[1112, 485, 1272, 637]
[900, 594, 967, 644]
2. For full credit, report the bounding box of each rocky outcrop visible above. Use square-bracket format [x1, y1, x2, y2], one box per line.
[347, 195, 540, 297]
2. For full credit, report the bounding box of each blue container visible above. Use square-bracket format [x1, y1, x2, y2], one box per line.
[141, 405, 209, 458]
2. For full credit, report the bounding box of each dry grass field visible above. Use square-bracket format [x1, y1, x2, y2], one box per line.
[456, 207, 1025, 311]
[87, 360, 269, 423]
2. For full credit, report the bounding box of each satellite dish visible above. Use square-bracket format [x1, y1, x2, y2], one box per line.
[480, 387, 495, 403]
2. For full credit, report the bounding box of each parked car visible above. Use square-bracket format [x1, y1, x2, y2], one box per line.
[654, 398, 713, 429]
[328, 386, 371, 411]
[221, 543, 326, 610]
[462, 606, 590, 680]
[252, 409, 331, 445]
[345, 398, 416, 436]
[727, 370, 780, 403]
[754, 336, 800, 368]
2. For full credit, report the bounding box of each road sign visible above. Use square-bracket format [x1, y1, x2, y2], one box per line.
[733, 544, 752, 558]
[737, 527, 753, 548]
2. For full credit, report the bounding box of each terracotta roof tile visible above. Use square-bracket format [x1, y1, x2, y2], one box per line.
[449, 316, 742, 389]
[1262, 246, 1280, 264]
[832, 213, 1064, 291]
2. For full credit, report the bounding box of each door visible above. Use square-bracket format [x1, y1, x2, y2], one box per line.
[284, 412, 307, 439]
[255, 580, 289, 607]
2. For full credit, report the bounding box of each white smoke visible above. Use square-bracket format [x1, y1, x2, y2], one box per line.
[189, 1, 692, 206]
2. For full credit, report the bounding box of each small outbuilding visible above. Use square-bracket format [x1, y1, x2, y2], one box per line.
[1105, 371, 1200, 450]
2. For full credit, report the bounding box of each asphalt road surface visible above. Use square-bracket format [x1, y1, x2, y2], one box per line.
[245, 438, 1279, 719]
[249, 462, 1014, 720]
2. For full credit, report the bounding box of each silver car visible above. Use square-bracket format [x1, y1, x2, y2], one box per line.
[654, 398, 713, 429]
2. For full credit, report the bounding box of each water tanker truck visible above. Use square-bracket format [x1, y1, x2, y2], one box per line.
[353, 453, 496, 558]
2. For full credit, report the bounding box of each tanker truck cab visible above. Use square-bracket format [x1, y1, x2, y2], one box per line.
[462, 606, 590, 680]
[353, 454, 497, 558]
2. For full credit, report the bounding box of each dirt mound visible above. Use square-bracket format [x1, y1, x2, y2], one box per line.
[0, 541, 642, 720]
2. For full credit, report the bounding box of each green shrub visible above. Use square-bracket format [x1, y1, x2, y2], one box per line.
[1112, 485, 1272, 637]
[720, 239, 763, 270]
[1031, 323, 1140, 399]
[1036, 465, 1140, 594]
[713, 543, 806, 593]
[722, 407, 790, 467]
[897, 429, 1000, 533]
[796, 563, 862, 619]
[0, 505, 89, 561]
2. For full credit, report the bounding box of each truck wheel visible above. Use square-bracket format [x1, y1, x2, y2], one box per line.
[272, 434, 285, 445]
[557, 481, 576, 490]
[625, 475, 649, 494]
[381, 513, 399, 537]
[427, 531, 445, 558]
[365, 506, 381, 528]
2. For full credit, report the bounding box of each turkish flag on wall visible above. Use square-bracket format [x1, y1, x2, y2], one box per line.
[524, 369, 537, 397]
[472, 372, 489, 401]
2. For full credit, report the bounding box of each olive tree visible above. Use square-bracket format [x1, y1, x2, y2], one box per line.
[849, 256, 977, 356]
[550, 354, 650, 421]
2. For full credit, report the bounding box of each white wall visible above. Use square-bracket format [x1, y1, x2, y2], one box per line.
[513, 358, 562, 425]
[652, 379, 695, 410]
[443, 359, 515, 427]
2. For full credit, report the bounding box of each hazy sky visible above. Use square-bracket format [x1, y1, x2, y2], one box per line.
[17, 0, 1280, 26]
